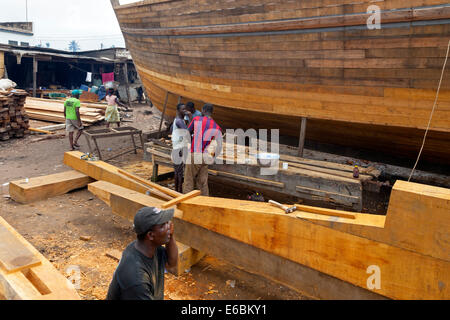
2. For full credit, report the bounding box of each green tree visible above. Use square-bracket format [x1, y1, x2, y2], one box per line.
[68, 40, 80, 52]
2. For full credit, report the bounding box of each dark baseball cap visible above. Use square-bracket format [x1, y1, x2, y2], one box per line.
[133, 206, 174, 235]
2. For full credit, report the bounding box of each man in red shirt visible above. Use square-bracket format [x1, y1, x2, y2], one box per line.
[183, 103, 222, 196]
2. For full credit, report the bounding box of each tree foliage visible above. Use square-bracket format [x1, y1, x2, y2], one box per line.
[68, 40, 80, 52]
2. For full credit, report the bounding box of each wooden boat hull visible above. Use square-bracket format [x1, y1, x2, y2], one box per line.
[112, 0, 450, 163]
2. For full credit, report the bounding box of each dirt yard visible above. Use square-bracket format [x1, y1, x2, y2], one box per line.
[0, 103, 305, 300]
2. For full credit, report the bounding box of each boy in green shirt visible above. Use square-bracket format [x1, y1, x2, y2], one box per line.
[64, 90, 84, 150]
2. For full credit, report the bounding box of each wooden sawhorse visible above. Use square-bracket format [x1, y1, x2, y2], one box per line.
[83, 126, 145, 161]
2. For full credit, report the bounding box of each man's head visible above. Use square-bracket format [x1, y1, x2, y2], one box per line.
[133, 207, 174, 246]
[176, 103, 186, 117]
[202, 103, 214, 116]
[108, 88, 115, 95]
[185, 102, 195, 113]
[71, 90, 81, 99]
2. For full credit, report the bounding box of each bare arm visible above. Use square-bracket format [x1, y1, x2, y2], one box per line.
[115, 97, 126, 108]
[75, 108, 82, 125]
[165, 221, 178, 270]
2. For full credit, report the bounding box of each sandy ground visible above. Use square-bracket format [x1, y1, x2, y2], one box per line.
[0, 103, 305, 300]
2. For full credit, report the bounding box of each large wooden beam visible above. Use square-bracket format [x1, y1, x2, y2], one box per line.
[0, 216, 80, 300]
[9, 171, 94, 204]
[176, 191, 450, 300]
[87, 180, 385, 299]
[87, 181, 205, 276]
[310, 180, 450, 262]
[63, 151, 201, 275]
[63, 151, 177, 201]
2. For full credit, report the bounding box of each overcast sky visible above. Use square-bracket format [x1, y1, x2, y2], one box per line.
[0, 0, 141, 51]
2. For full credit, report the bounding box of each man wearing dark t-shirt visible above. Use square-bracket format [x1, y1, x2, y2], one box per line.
[106, 206, 178, 300]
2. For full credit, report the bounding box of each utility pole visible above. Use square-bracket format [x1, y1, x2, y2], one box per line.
[25, 0, 28, 22]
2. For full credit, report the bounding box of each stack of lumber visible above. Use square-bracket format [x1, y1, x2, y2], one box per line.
[79, 91, 99, 103]
[0, 89, 30, 141]
[24, 97, 106, 126]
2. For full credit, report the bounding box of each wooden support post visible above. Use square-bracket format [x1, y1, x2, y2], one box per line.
[90, 63, 95, 85]
[298, 117, 307, 157]
[123, 62, 131, 106]
[0, 51, 4, 78]
[32, 57, 38, 98]
[151, 154, 159, 182]
[158, 91, 169, 138]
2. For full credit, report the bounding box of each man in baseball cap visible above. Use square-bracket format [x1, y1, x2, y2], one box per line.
[106, 207, 178, 300]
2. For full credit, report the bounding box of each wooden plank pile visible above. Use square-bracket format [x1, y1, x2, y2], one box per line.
[0, 89, 30, 141]
[24, 97, 106, 126]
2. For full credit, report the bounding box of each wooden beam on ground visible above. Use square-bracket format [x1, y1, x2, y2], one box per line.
[177, 194, 450, 300]
[87, 180, 386, 299]
[175, 242, 205, 276]
[158, 91, 169, 138]
[161, 190, 201, 209]
[29, 128, 54, 135]
[63, 151, 177, 201]
[0, 216, 80, 300]
[36, 124, 66, 132]
[0, 223, 41, 273]
[9, 170, 94, 204]
[87, 181, 205, 276]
